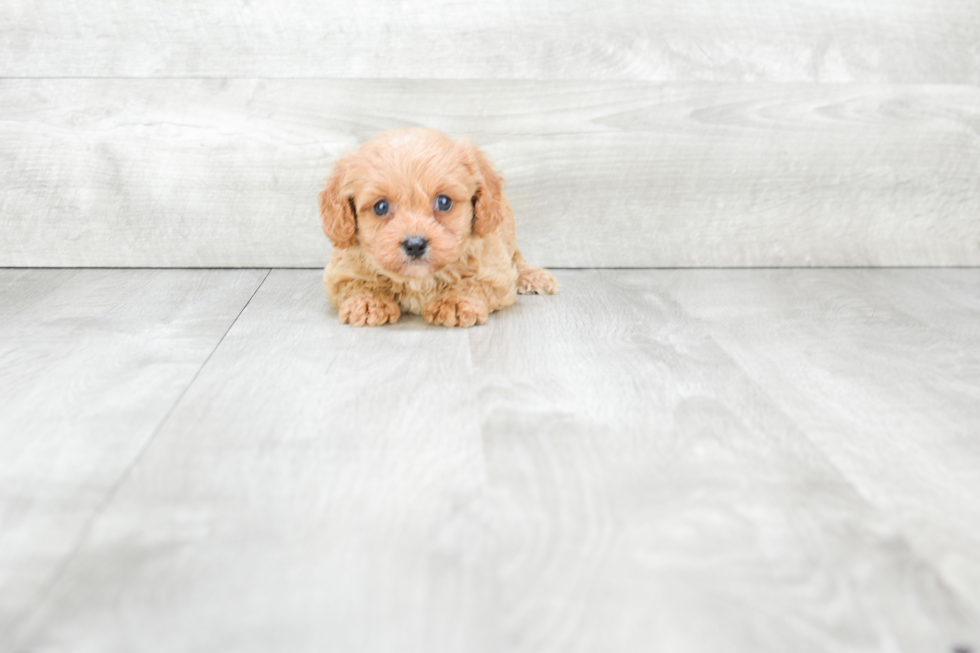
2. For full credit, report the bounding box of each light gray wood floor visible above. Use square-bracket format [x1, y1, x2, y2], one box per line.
[2, 268, 979, 652]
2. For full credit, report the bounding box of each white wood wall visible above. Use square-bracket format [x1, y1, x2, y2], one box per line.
[2, 1, 978, 267]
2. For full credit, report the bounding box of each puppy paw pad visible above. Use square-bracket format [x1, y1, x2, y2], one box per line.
[517, 268, 559, 295]
[424, 295, 488, 328]
[339, 295, 400, 327]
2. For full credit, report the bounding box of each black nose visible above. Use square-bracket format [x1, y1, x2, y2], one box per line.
[401, 236, 428, 259]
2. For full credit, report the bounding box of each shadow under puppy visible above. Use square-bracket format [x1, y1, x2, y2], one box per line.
[320, 128, 558, 327]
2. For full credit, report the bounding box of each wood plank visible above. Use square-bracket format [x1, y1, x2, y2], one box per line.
[10, 270, 495, 653]
[2, 80, 978, 267]
[0, 268, 268, 647]
[470, 270, 980, 652]
[1, 0, 978, 82]
[13, 270, 980, 652]
[663, 268, 980, 612]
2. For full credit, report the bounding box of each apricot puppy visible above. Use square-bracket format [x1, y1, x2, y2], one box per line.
[319, 128, 558, 327]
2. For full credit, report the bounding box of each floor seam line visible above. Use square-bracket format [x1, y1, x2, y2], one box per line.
[11, 268, 273, 646]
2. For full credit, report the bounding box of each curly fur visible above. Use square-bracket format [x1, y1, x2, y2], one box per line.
[319, 128, 558, 327]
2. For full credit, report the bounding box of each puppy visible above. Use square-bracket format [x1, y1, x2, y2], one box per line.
[319, 128, 558, 327]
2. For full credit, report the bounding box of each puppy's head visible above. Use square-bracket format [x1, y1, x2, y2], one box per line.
[319, 128, 505, 279]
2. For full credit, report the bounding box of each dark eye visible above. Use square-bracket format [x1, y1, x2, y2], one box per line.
[435, 195, 453, 212]
[373, 199, 389, 216]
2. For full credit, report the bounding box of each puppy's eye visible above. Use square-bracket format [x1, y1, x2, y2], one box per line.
[435, 195, 453, 212]
[373, 199, 389, 216]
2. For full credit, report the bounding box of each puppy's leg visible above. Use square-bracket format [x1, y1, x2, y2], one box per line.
[424, 293, 489, 328]
[325, 270, 400, 327]
[339, 294, 400, 327]
[514, 250, 559, 295]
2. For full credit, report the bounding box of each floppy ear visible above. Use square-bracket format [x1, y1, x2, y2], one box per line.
[318, 156, 357, 249]
[461, 140, 506, 238]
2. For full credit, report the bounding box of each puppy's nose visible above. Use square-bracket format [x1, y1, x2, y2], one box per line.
[401, 235, 428, 259]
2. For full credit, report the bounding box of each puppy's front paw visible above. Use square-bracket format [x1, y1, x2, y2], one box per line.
[517, 266, 559, 295]
[339, 295, 400, 327]
[424, 295, 488, 328]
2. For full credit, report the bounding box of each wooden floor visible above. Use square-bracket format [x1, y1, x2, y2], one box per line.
[2, 267, 978, 652]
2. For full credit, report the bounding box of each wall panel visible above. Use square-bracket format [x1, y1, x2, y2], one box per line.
[1, 80, 977, 267]
[2, 0, 978, 82]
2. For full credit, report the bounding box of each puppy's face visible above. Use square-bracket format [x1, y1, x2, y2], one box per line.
[320, 129, 504, 279]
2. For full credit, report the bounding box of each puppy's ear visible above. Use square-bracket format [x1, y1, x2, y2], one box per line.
[461, 140, 506, 238]
[319, 155, 357, 249]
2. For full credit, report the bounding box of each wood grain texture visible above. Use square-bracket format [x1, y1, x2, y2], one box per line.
[10, 270, 980, 652]
[1, 0, 978, 82]
[471, 270, 980, 652]
[663, 268, 980, 612]
[2, 80, 978, 267]
[10, 270, 495, 653]
[0, 268, 267, 647]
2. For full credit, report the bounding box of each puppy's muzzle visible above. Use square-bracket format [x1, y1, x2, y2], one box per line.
[401, 235, 428, 260]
